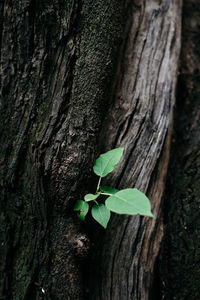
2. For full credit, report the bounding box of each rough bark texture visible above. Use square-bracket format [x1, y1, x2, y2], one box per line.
[0, 1, 126, 299]
[160, 1, 200, 299]
[0, 0, 183, 299]
[90, 1, 182, 299]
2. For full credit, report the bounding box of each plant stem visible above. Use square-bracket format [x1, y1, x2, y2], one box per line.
[100, 192, 112, 196]
[96, 176, 102, 193]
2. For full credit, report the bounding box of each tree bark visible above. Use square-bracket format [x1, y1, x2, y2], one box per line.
[90, 1, 182, 299]
[0, 0, 182, 299]
[0, 1, 126, 299]
[160, 1, 200, 299]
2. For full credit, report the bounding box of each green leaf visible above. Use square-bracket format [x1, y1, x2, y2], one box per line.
[93, 147, 124, 177]
[105, 188, 154, 217]
[84, 193, 100, 202]
[91, 204, 111, 228]
[78, 212, 87, 221]
[74, 200, 89, 221]
[100, 186, 118, 194]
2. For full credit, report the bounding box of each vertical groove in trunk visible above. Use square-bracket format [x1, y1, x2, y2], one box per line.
[160, 1, 200, 299]
[90, 1, 182, 299]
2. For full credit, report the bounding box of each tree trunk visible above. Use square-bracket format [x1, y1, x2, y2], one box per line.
[0, 0, 182, 299]
[160, 1, 200, 299]
[90, 1, 182, 299]
[0, 1, 126, 298]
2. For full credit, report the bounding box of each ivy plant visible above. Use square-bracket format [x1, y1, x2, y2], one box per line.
[74, 147, 154, 228]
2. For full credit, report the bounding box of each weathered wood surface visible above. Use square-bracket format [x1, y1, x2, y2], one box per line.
[0, 1, 126, 299]
[160, 1, 200, 299]
[0, 0, 183, 299]
[90, 1, 182, 299]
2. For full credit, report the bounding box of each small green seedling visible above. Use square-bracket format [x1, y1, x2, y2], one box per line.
[74, 147, 154, 228]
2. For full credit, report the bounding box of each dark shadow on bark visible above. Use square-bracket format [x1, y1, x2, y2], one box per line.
[160, 1, 200, 299]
